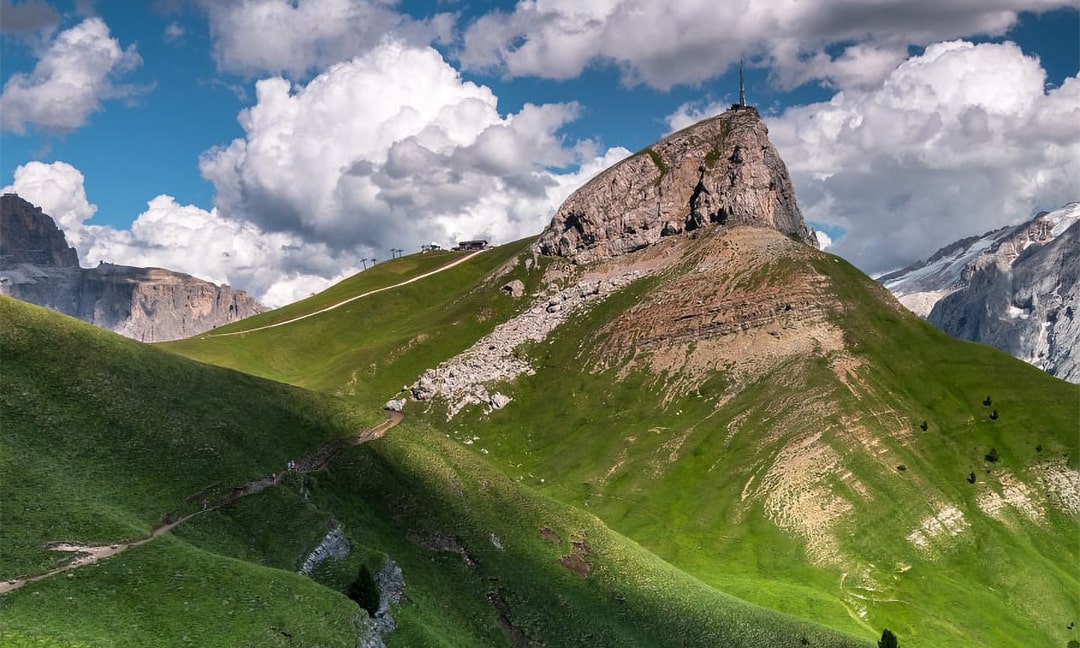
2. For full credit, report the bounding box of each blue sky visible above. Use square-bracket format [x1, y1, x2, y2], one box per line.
[1, 1, 1077, 305]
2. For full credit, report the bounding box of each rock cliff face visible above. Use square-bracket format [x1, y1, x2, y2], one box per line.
[0, 193, 79, 267]
[882, 203, 1079, 383]
[534, 107, 816, 263]
[928, 219, 1078, 383]
[0, 193, 263, 342]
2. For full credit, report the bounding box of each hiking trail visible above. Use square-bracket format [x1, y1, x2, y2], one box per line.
[0, 411, 403, 595]
[206, 249, 487, 338]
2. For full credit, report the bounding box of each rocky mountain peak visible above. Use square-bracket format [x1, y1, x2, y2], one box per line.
[534, 107, 816, 264]
[0, 194, 264, 342]
[882, 202, 1080, 383]
[1, 193, 79, 268]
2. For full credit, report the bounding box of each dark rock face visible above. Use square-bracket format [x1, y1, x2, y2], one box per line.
[883, 202, 1079, 383]
[0, 193, 79, 267]
[0, 193, 263, 342]
[928, 219, 1079, 383]
[534, 107, 816, 263]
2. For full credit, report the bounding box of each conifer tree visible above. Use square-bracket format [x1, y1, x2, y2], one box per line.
[878, 628, 899, 648]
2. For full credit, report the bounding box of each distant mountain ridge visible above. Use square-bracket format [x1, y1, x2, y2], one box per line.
[0, 193, 263, 342]
[881, 202, 1079, 382]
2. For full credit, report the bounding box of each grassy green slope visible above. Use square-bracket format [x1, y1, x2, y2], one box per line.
[0, 296, 377, 646]
[165, 234, 1079, 648]
[0, 296, 376, 578]
[162, 243, 543, 402]
[2, 277, 871, 645]
[445, 248, 1080, 648]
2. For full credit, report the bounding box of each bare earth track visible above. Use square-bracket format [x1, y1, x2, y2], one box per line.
[3, 248, 482, 594]
[0, 411, 402, 595]
[206, 249, 487, 338]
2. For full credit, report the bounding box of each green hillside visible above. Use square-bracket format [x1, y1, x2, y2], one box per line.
[1, 294, 872, 646]
[164, 244, 545, 400]
[163, 229, 1080, 648]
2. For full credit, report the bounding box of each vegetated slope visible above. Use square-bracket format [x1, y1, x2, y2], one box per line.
[162, 241, 546, 402]
[165, 226, 1079, 648]
[161, 107, 1079, 647]
[441, 226, 1079, 648]
[0, 296, 375, 646]
[2, 292, 872, 647]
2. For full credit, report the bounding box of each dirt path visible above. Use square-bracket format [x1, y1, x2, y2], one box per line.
[0, 411, 404, 595]
[206, 249, 488, 338]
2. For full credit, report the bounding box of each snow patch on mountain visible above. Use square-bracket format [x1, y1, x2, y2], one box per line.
[881, 202, 1079, 383]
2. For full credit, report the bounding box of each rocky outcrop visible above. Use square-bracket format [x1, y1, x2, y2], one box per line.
[411, 270, 643, 418]
[0, 193, 79, 267]
[298, 526, 351, 576]
[0, 193, 263, 342]
[356, 559, 406, 648]
[534, 107, 816, 264]
[928, 219, 1078, 382]
[295, 526, 404, 648]
[882, 203, 1079, 383]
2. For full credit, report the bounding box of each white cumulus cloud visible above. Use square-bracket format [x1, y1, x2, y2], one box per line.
[761, 40, 1080, 274]
[0, 17, 142, 134]
[83, 195, 361, 307]
[198, 0, 454, 77]
[199, 40, 616, 260]
[2, 42, 630, 307]
[1, 161, 97, 247]
[460, 0, 1073, 91]
[2, 161, 361, 307]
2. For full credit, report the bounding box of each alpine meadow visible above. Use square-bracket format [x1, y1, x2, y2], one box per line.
[3, 103, 1077, 648]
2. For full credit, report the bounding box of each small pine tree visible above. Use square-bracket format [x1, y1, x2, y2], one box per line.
[990, 409, 999, 420]
[878, 628, 899, 648]
[919, 420, 928, 431]
[983, 395, 992, 406]
[347, 564, 381, 616]
[967, 471, 976, 484]
[985, 448, 999, 463]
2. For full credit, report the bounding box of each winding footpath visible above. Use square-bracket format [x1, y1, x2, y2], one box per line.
[3, 248, 483, 594]
[206, 249, 488, 338]
[0, 411, 403, 595]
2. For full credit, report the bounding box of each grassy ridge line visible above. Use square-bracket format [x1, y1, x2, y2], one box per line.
[162, 239, 544, 404]
[203, 250, 473, 335]
[0, 296, 378, 579]
[206, 249, 489, 337]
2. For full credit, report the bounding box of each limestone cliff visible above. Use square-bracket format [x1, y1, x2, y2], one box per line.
[882, 203, 1079, 383]
[927, 219, 1079, 383]
[0, 193, 263, 342]
[534, 107, 816, 263]
[0, 193, 79, 267]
